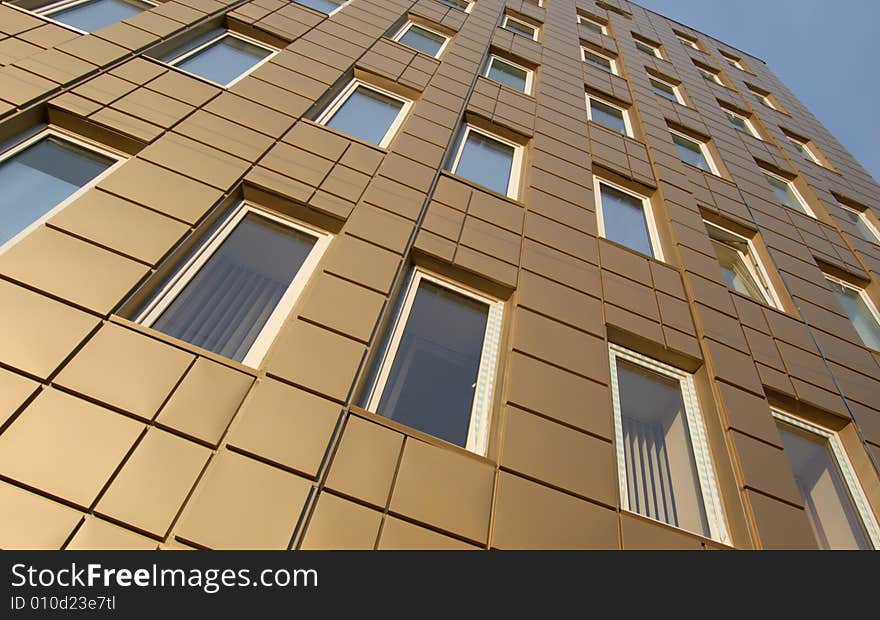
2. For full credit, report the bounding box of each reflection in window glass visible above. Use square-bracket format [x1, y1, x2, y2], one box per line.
[397, 24, 446, 57]
[583, 49, 613, 72]
[453, 130, 516, 196]
[325, 86, 405, 146]
[841, 207, 880, 244]
[503, 17, 536, 39]
[42, 0, 152, 33]
[599, 184, 654, 257]
[147, 213, 318, 362]
[763, 172, 804, 212]
[827, 278, 880, 351]
[778, 422, 871, 549]
[650, 78, 679, 103]
[710, 239, 765, 301]
[672, 133, 712, 173]
[486, 57, 529, 92]
[616, 359, 711, 537]
[376, 280, 489, 448]
[589, 98, 627, 135]
[725, 111, 754, 136]
[293, 0, 344, 13]
[0, 135, 114, 246]
[173, 34, 272, 86]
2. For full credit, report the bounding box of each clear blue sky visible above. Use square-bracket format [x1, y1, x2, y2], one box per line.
[633, 0, 879, 183]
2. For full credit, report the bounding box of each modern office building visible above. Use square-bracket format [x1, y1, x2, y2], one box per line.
[0, 0, 878, 550]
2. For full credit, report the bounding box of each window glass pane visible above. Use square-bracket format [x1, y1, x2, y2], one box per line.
[436, 0, 467, 10]
[843, 210, 879, 244]
[487, 58, 528, 92]
[725, 111, 750, 134]
[590, 99, 626, 135]
[828, 280, 880, 350]
[326, 86, 404, 146]
[149, 212, 317, 362]
[580, 18, 603, 33]
[711, 240, 764, 301]
[398, 24, 445, 56]
[763, 173, 800, 210]
[600, 184, 654, 257]
[293, 0, 342, 13]
[583, 50, 612, 72]
[778, 423, 871, 549]
[0, 136, 114, 246]
[377, 280, 489, 447]
[175, 35, 271, 85]
[650, 78, 677, 102]
[47, 0, 150, 33]
[454, 131, 515, 196]
[616, 359, 711, 536]
[635, 41, 657, 56]
[672, 133, 711, 172]
[504, 19, 535, 38]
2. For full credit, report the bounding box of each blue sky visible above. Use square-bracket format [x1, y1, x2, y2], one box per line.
[633, 0, 879, 183]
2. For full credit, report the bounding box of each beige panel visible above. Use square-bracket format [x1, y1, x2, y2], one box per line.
[0, 368, 40, 428]
[300, 493, 382, 550]
[0, 388, 143, 508]
[66, 517, 158, 550]
[378, 516, 480, 550]
[0, 482, 82, 550]
[620, 513, 705, 550]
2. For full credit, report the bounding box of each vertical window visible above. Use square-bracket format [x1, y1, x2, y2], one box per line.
[705, 223, 780, 308]
[502, 15, 538, 40]
[483, 55, 533, 94]
[135, 203, 330, 366]
[761, 170, 814, 216]
[293, 0, 347, 15]
[316, 80, 412, 148]
[577, 14, 608, 35]
[839, 203, 880, 245]
[435, 0, 472, 12]
[0, 129, 120, 250]
[364, 270, 503, 454]
[785, 134, 821, 165]
[609, 345, 729, 543]
[162, 30, 276, 87]
[722, 107, 759, 138]
[587, 95, 631, 136]
[825, 275, 880, 351]
[633, 36, 663, 59]
[448, 125, 523, 199]
[392, 21, 449, 58]
[670, 130, 719, 175]
[33, 0, 154, 33]
[595, 180, 663, 259]
[649, 75, 684, 105]
[581, 47, 617, 74]
[773, 410, 879, 550]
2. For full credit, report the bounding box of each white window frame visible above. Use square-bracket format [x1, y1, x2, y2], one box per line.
[501, 15, 538, 41]
[449, 124, 524, 199]
[164, 30, 278, 88]
[669, 128, 721, 176]
[695, 64, 723, 85]
[676, 33, 699, 50]
[761, 169, 815, 217]
[705, 222, 783, 309]
[30, 0, 156, 34]
[293, 0, 350, 16]
[483, 54, 534, 95]
[771, 408, 880, 549]
[786, 134, 821, 165]
[435, 0, 473, 13]
[581, 46, 617, 74]
[608, 344, 731, 545]
[723, 107, 759, 139]
[134, 201, 331, 368]
[594, 177, 664, 261]
[634, 37, 663, 59]
[649, 75, 684, 105]
[748, 86, 777, 110]
[391, 21, 450, 58]
[577, 14, 608, 35]
[364, 268, 504, 456]
[824, 273, 880, 348]
[839, 203, 880, 244]
[315, 79, 413, 149]
[720, 52, 746, 71]
[0, 127, 125, 256]
[586, 93, 632, 137]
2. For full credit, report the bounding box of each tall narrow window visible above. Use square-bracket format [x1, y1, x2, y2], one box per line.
[502, 15, 538, 40]
[392, 21, 449, 58]
[705, 222, 780, 308]
[825, 275, 880, 351]
[587, 95, 631, 136]
[581, 47, 616, 74]
[483, 55, 533, 94]
[448, 125, 523, 198]
[135, 203, 330, 366]
[610, 345, 729, 543]
[839, 203, 880, 245]
[0, 129, 120, 249]
[773, 410, 879, 550]
[649, 75, 684, 105]
[785, 133, 821, 165]
[293, 0, 346, 15]
[316, 80, 412, 148]
[670, 130, 719, 175]
[722, 107, 759, 138]
[761, 170, 814, 216]
[32, 0, 154, 33]
[595, 180, 663, 259]
[161, 29, 276, 87]
[365, 270, 503, 454]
